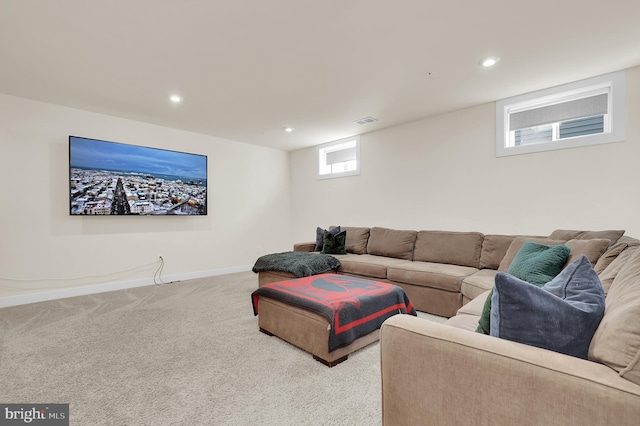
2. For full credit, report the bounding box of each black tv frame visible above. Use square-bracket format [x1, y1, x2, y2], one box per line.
[69, 136, 208, 216]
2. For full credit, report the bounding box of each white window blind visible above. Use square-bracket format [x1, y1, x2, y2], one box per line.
[509, 93, 608, 131]
[326, 146, 357, 165]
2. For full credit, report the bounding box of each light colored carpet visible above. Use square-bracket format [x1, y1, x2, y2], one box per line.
[0, 272, 445, 425]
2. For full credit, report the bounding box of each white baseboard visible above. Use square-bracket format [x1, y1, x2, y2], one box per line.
[0, 265, 253, 309]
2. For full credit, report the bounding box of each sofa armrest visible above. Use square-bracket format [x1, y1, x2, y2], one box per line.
[380, 315, 640, 425]
[293, 242, 316, 252]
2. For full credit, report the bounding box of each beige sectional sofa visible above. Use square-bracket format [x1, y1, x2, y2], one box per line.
[295, 226, 640, 423]
[381, 239, 640, 424]
[295, 226, 628, 317]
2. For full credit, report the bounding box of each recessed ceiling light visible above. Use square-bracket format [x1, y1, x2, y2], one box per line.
[169, 94, 182, 103]
[283, 127, 294, 133]
[481, 57, 499, 67]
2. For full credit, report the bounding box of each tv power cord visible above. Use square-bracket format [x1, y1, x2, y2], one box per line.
[154, 256, 168, 285]
[154, 256, 181, 286]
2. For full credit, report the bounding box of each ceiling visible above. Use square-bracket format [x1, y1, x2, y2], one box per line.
[1, 1, 639, 152]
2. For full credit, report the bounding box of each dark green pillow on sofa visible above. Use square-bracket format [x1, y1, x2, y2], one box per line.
[315, 226, 341, 251]
[322, 230, 347, 255]
[476, 240, 571, 334]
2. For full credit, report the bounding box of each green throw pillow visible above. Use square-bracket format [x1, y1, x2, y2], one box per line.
[476, 289, 495, 335]
[322, 230, 347, 255]
[476, 240, 571, 335]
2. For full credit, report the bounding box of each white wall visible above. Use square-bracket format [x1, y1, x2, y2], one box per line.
[0, 94, 291, 303]
[291, 66, 640, 242]
[3, 66, 639, 305]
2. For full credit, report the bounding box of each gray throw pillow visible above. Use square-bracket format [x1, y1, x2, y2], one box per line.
[315, 226, 340, 251]
[490, 255, 605, 359]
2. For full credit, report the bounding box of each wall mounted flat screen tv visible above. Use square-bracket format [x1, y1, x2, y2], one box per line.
[69, 136, 207, 215]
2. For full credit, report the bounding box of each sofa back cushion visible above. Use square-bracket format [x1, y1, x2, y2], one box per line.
[479, 235, 543, 270]
[499, 237, 610, 272]
[593, 237, 640, 275]
[479, 235, 516, 270]
[413, 230, 483, 267]
[594, 242, 629, 275]
[589, 248, 640, 385]
[367, 227, 417, 260]
[547, 229, 586, 241]
[549, 229, 625, 246]
[564, 239, 611, 267]
[598, 246, 640, 294]
[498, 238, 566, 272]
[341, 226, 370, 255]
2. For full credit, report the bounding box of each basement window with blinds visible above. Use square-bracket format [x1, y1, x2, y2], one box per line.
[496, 70, 626, 157]
[317, 136, 361, 179]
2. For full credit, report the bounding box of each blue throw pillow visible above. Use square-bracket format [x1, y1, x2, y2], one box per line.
[490, 255, 605, 359]
[476, 240, 570, 335]
[315, 226, 340, 251]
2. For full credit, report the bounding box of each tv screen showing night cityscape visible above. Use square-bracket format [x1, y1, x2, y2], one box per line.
[69, 136, 208, 216]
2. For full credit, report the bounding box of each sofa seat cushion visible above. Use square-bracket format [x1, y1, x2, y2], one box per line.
[444, 313, 481, 332]
[457, 289, 491, 316]
[461, 269, 498, 301]
[333, 254, 409, 279]
[413, 230, 484, 268]
[589, 248, 640, 385]
[387, 261, 478, 293]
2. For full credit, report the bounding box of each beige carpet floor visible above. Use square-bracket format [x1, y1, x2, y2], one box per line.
[0, 271, 444, 425]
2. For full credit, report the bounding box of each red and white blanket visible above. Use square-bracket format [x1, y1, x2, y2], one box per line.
[252, 274, 416, 352]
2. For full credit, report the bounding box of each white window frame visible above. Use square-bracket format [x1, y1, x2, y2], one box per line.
[316, 135, 361, 180]
[496, 70, 626, 157]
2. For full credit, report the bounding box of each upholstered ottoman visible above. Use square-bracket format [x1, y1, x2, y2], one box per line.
[252, 274, 416, 366]
[257, 270, 297, 287]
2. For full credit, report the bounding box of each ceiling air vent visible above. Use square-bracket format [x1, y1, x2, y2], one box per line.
[353, 116, 378, 125]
